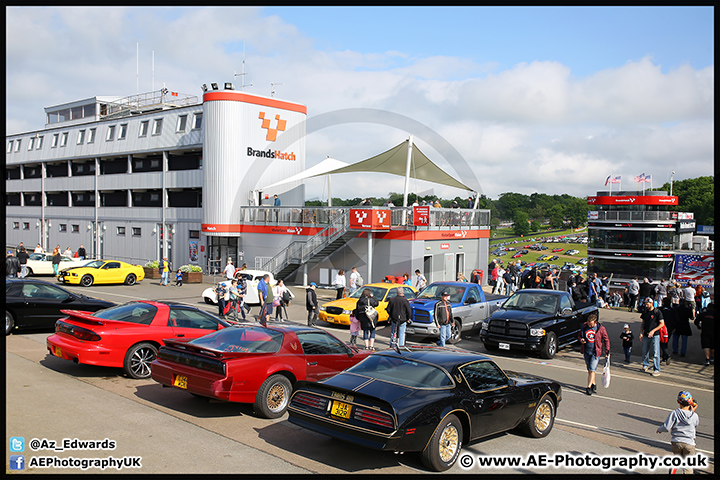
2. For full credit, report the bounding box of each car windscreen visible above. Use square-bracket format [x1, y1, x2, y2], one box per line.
[188, 326, 283, 353]
[91, 302, 157, 325]
[417, 284, 466, 303]
[349, 286, 386, 299]
[502, 292, 558, 315]
[346, 355, 453, 389]
[82, 260, 105, 269]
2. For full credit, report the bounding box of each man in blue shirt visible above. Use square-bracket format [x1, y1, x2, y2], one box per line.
[257, 274, 271, 326]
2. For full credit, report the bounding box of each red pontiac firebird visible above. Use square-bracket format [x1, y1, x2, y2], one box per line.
[150, 324, 371, 418]
[47, 301, 232, 379]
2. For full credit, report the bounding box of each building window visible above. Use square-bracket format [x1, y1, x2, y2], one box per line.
[13, 222, 19, 229]
[77, 130, 85, 145]
[117, 226, 126, 236]
[106, 125, 116, 141]
[28, 137, 35, 150]
[132, 227, 142, 236]
[52, 133, 59, 148]
[59, 224, 67, 232]
[139, 120, 149, 137]
[36, 136, 43, 149]
[176, 115, 188, 133]
[60, 132, 68, 147]
[71, 224, 79, 233]
[7, 140, 13, 153]
[192, 113, 203, 130]
[118, 124, 128, 140]
[152, 118, 163, 135]
[23, 222, 30, 230]
[88, 128, 96, 144]
[14, 139, 21, 152]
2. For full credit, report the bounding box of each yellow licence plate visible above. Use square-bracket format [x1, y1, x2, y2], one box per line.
[54, 346, 62, 357]
[331, 400, 352, 419]
[173, 374, 188, 389]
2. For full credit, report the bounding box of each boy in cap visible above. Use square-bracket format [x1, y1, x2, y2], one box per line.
[657, 391, 700, 474]
[620, 323, 634, 363]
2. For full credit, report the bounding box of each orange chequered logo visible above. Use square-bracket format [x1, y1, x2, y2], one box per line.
[258, 112, 287, 141]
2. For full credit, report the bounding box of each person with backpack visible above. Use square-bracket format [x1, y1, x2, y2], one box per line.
[387, 288, 412, 347]
[272, 279, 293, 322]
[349, 267, 362, 295]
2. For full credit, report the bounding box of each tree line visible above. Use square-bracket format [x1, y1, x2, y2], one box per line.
[305, 176, 714, 229]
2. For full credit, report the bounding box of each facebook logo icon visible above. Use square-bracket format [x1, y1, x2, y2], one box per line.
[10, 455, 25, 470]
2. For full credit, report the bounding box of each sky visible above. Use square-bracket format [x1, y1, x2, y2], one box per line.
[5, 6, 714, 201]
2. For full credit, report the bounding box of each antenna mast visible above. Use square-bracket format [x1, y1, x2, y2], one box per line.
[234, 41, 252, 91]
[271, 83, 282, 97]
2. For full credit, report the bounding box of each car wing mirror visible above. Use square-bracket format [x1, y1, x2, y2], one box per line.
[466, 297, 477, 305]
[560, 307, 573, 317]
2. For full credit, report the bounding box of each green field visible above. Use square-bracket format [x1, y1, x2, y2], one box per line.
[488, 228, 588, 273]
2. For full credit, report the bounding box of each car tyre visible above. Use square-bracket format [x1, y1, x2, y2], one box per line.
[124, 273, 137, 286]
[123, 342, 158, 379]
[521, 395, 555, 438]
[540, 331, 557, 359]
[421, 413, 463, 472]
[254, 374, 292, 419]
[80, 274, 94, 287]
[204, 297, 215, 305]
[448, 319, 462, 344]
[6, 311, 15, 336]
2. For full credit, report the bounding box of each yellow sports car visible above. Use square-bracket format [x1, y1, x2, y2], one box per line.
[319, 283, 417, 326]
[57, 260, 145, 287]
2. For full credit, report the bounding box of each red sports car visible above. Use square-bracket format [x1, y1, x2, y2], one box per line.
[150, 324, 371, 418]
[552, 248, 564, 253]
[47, 301, 231, 379]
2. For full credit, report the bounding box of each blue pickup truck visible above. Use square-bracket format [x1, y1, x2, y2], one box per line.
[405, 281, 508, 344]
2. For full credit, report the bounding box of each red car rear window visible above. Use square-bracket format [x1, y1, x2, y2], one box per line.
[189, 326, 283, 353]
[91, 302, 157, 325]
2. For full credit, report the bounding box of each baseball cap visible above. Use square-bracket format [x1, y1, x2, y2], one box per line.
[310, 282, 317, 287]
[677, 391, 695, 406]
[7, 250, 13, 255]
[441, 291, 450, 296]
[623, 324, 629, 329]
[644, 297, 654, 304]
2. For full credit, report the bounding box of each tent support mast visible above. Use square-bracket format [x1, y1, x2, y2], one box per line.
[402, 135, 413, 208]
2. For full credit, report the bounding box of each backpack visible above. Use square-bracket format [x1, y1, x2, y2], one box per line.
[282, 289, 292, 305]
[356, 274, 364, 287]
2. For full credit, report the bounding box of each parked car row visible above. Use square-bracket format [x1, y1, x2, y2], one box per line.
[12, 277, 562, 472]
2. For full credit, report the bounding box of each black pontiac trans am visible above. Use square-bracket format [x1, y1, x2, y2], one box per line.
[287, 346, 561, 472]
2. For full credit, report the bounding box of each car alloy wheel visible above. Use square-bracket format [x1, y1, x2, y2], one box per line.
[540, 332, 557, 359]
[255, 374, 292, 419]
[123, 342, 158, 379]
[422, 414, 463, 471]
[80, 274, 94, 287]
[125, 274, 136, 286]
[522, 395, 556, 438]
[6, 311, 15, 335]
[448, 319, 462, 344]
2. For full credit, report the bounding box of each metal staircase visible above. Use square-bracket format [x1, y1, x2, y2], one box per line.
[261, 209, 356, 280]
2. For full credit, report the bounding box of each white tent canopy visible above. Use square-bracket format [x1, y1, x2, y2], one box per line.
[260, 138, 478, 206]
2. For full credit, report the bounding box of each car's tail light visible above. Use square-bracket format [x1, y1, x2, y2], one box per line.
[352, 406, 394, 429]
[56, 320, 101, 341]
[292, 392, 328, 411]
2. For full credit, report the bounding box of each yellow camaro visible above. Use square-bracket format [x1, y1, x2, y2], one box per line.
[319, 283, 417, 326]
[57, 260, 145, 287]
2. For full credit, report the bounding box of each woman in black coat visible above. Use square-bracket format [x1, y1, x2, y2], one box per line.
[355, 288, 379, 351]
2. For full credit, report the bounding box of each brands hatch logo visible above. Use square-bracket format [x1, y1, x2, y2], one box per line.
[247, 112, 296, 160]
[259, 112, 287, 141]
[376, 211, 387, 223]
[355, 211, 368, 223]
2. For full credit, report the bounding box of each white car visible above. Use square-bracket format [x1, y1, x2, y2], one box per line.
[566, 249, 580, 255]
[25, 253, 89, 276]
[202, 270, 276, 305]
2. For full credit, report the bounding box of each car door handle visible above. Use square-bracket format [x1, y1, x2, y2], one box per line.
[308, 362, 318, 366]
[176, 334, 185, 337]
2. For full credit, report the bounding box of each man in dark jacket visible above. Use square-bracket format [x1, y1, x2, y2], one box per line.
[435, 291, 453, 347]
[387, 289, 412, 347]
[640, 297, 665, 376]
[16, 246, 29, 278]
[5, 251, 21, 278]
[306, 283, 318, 326]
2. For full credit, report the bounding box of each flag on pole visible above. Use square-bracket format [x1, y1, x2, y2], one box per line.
[610, 176, 621, 184]
[643, 174, 652, 183]
[605, 175, 612, 186]
[634, 173, 646, 183]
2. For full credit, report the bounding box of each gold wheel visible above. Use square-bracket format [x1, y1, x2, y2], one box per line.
[438, 423, 460, 463]
[535, 402, 552, 432]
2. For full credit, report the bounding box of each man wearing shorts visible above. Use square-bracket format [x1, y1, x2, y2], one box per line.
[578, 315, 610, 395]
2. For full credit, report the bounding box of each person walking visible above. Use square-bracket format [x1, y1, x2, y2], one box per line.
[356, 288, 379, 350]
[175, 269, 183, 287]
[223, 258, 235, 282]
[257, 274, 272, 326]
[659, 297, 678, 365]
[638, 278, 654, 310]
[5, 250, 21, 278]
[620, 323, 634, 363]
[16, 245, 29, 278]
[502, 268, 513, 296]
[640, 297, 665, 376]
[349, 267, 362, 295]
[578, 314, 610, 395]
[414, 269, 427, 290]
[694, 303, 714, 366]
[160, 257, 170, 286]
[273, 279, 293, 322]
[215, 282, 228, 318]
[333, 269, 346, 300]
[435, 290, 454, 347]
[656, 391, 700, 474]
[627, 277, 640, 312]
[51, 247, 62, 277]
[349, 313, 360, 346]
[306, 282, 319, 327]
[672, 300, 694, 358]
[655, 278, 669, 307]
[228, 279, 241, 320]
[387, 288, 412, 348]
